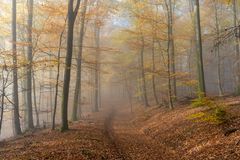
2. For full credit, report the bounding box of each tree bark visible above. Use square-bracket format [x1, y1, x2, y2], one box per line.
[32, 73, 40, 127]
[72, 0, 88, 121]
[233, 0, 240, 94]
[151, 38, 160, 106]
[168, 0, 177, 99]
[93, 25, 100, 112]
[26, 0, 34, 129]
[167, 24, 174, 109]
[140, 36, 150, 107]
[214, 0, 224, 96]
[0, 76, 5, 134]
[12, 0, 22, 135]
[194, 0, 206, 97]
[52, 16, 67, 130]
[61, 0, 81, 131]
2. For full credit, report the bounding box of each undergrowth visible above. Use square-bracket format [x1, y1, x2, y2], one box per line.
[189, 95, 228, 124]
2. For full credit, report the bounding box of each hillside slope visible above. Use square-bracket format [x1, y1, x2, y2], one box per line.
[0, 98, 240, 160]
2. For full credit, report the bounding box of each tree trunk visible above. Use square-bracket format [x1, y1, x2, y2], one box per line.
[188, 0, 197, 97]
[72, 0, 88, 121]
[140, 36, 149, 107]
[26, 0, 34, 129]
[214, 1, 224, 96]
[0, 79, 5, 134]
[233, 0, 240, 94]
[93, 25, 100, 112]
[165, 0, 174, 109]
[168, 0, 177, 99]
[32, 73, 40, 127]
[167, 23, 174, 109]
[151, 38, 160, 106]
[12, 0, 22, 135]
[49, 68, 53, 122]
[52, 17, 67, 130]
[194, 0, 206, 97]
[61, 0, 81, 132]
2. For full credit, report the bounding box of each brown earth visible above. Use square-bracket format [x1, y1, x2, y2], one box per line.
[0, 97, 240, 160]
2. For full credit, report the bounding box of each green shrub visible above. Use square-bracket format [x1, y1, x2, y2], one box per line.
[189, 99, 227, 124]
[191, 97, 214, 108]
[214, 107, 227, 123]
[188, 112, 205, 119]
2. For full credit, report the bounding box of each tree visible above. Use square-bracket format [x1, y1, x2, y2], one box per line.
[165, 0, 177, 99]
[61, 0, 81, 131]
[12, 0, 22, 135]
[0, 63, 11, 134]
[26, 0, 34, 129]
[140, 35, 150, 107]
[133, 1, 150, 107]
[213, 0, 224, 96]
[232, 0, 240, 94]
[194, 0, 206, 97]
[151, 5, 160, 106]
[93, 0, 104, 112]
[72, 0, 88, 121]
[52, 16, 67, 130]
[93, 20, 101, 112]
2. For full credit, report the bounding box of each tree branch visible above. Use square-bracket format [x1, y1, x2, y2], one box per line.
[73, 0, 81, 19]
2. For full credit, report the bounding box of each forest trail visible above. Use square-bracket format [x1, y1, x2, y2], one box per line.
[106, 107, 172, 160]
[103, 108, 126, 160]
[0, 105, 171, 160]
[104, 107, 168, 160]
[107, 99, 240, 160]
[0, 100, 240, 160]
[0, 107, 125, 160]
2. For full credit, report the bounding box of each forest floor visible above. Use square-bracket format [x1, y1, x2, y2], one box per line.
[0, 97, 240, 160]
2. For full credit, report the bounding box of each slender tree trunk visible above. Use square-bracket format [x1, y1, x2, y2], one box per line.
[93, 25, 100, 112]
[0, 68, 7, 134]
[137, 55, 144, 102]
[26, 0, 34, 129]
[233, 0, 240, 94]
[52, 16, 67, 130]
[140, 36, 150, 107]
[38, 85, 42, 125]
[61, 0, 81, 131]
[165, 0, 174, 109]
[168, 0, 177, 99]
[188, 0, 197, 97]
[152, 38, 160, 106]
[90, 64, 94, 108]
[194, 0, 206, 97]
[52, 17, 67, 130]
[98, 70, 102, 108]
[167, 24, 174, 109]
[49, 68, 53, 122]
[72, 0, 88, 120]
[20, 80, 26, 129]
[0, 81, 4, 134]
[32, 73, 40, 127]
[12, 0, 22, 135]
[214, 1, 224, 96]
[20, 50, 28, 129]
[188, 40, 194, 96]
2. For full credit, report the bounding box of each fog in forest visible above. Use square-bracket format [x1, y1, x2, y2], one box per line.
[0, 0, 240, 159]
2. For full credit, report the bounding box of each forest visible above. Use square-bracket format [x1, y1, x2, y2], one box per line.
[0, 0, 240, 159]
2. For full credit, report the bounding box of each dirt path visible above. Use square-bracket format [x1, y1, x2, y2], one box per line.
[1, 103, 239, 159]
[0, 107, 162, 160]
[106, 108, 175, 160]
[0, 110, 125, 160]
[104, 109, 127, 160]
